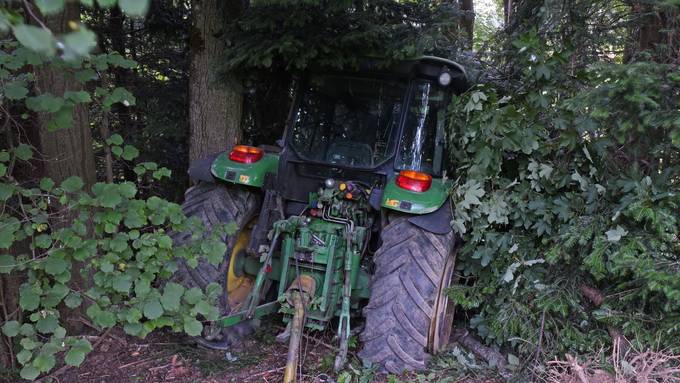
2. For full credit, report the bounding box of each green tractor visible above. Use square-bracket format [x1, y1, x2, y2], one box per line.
[174, 56, 469, 378]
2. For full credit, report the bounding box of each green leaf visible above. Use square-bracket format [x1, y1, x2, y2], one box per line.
[0, 254, 15, 273]
[119, 182, 137, 198]
[121, 145, 139, 161]
[0, 217, 20, 249]
[35, 315, 58, 334]
[0, 183, 14, 201]
[64, 347, 85, 367]
[107, 53, 137, 69]
[97, 184, 122, 208]
[17, 349, 32, 365]
[25, 94, 63, 113]
[15, 143, 33, 161]
[193, 300, 218, 321]
[64, 292, 82, 308]
[0, 164, 6, 177]
[4, 81, 29, 100]
[205, 282, 222, 301]
[39, 178, 55, 191]
[106, 134, 124, 146]
[160, 283, 185, 312]
[183, 317, 203, 337]
[2, 320, 20, 337]
[152, 168, 171, 180]
[60, 176, 84, 193]
[19, 285, 41, 311]
[34, 234, 52, 249]
[460, 180, 485, 209]
[86, 304, 116, 328]
[64, 90, 92, 104]
[143, 299, 163, 320]
[33, 352, 55, 372]
[13, 25, 56, 56]
[46, 104, 74, 131]
[96, 0, 117, 7]
[103, 87, 135, 109]
[42, 283, 69, 308]
[75, 68, 97, 83]
[34, 0, 65, 15]
[111, 274, 132, 293]
[201, 241, 227, 266]
[118, 0, 150, 17]
[183, 288, 203, 305]
[111, 145, 123, 157]
[43, 255, 68, 275]
[20, 365, 40, 381]
[62, 28, 97, 60]
[64, 339, 92, 366]
[20, 337, 39, 351]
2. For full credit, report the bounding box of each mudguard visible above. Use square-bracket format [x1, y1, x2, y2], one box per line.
[187, 152, 221, 182]
[188, 151, 280, 188]
[407, 199, 452, 235]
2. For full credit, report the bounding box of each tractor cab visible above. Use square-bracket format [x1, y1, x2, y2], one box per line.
[277, 57, 468, 204]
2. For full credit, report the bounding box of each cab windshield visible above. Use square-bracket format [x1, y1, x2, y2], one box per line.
[290, 74, 406, 167]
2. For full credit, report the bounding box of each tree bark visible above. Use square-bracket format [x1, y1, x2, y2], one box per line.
[188, 0, 244, 162]
[503, 0, 513, 26]
[628, 3, 678, 63]
[33, 3, 96, 188]
[459, 0, 474, 49]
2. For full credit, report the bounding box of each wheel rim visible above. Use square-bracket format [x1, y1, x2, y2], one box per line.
[226, 219, 256, 310]
[428, 250, 457, 354]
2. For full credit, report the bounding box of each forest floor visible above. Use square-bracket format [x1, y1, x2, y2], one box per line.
[42, 316, 501, 383]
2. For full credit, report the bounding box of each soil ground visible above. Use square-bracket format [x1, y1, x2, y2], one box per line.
[12, 317, 501, 383]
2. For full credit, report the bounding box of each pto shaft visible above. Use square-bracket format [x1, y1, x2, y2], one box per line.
[282, 275, 316, 383]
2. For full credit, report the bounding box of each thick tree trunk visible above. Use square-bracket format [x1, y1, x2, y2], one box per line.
[188, 0, 244, 162]
[460, 0, 474, 49]
[33, 3, 96, 188]
[30, 3, 95, 336]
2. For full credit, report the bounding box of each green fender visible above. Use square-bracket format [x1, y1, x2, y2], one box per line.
[380, 177, 450, 214]
[210, 152, 279, 188]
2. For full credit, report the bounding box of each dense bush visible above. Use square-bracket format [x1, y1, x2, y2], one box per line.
[447, 31, 680, 365]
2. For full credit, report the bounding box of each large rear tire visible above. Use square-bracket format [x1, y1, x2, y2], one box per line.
[172, 182, 260, 348]
[358, 216, 457, 373]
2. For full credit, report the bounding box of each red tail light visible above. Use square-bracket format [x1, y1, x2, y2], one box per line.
[396, 170, 432, 192]
[229, 145, 263, 164]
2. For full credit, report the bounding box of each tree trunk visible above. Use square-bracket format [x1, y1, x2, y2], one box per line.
[460, 0, 474, 49]
[31, 3, 96, 336]
[33, 3, 96, 188]
[503, 0, 513, 26]
[188, 0, 244, 162]
[628, 3, 678, 63]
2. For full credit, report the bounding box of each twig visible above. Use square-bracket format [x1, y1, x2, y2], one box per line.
[118, 356, 156, 369]
[21, 0, 49, 30]
[247, 365, 286, 379]
[535, 308, 546, 360]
